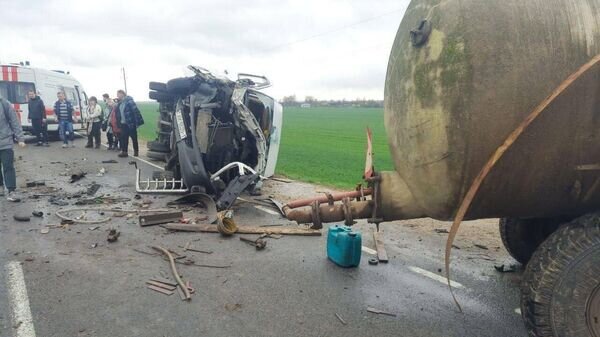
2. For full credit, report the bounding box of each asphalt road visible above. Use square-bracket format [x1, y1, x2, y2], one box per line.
[0, 139, 528, 337]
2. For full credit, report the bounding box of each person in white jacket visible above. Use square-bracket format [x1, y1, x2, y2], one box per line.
[85, 96, 103, 148]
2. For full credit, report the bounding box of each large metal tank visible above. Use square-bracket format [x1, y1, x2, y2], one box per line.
[381, 0, 600, 221]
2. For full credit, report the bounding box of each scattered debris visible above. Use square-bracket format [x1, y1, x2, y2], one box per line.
[240, 236, 267, 250]
[225, 303, 242, 311]
[167, 193, 218, 223]
[217, 212, 238, 236]
[361, 246, 377, 255]
[107, 229, 120, 243]
[146, 280, 177, 291]
[56, 207, 172, 224]
[101, 159, 118, 164]
[25, 181, 46, 188]
[494, 264, 519, 273]
[373, 231, 389, 263]
[139, 211, 183, 227]
[96, 167, 106, 177]
[147, 284, 174, 296]
[368, 258, 379, 266]
[88, 226, 100, 231]
[163, 223, 322, 236]
[149, 277, 178, 286]
[13, 214, 30, 222]
[180, 242, 213, 254]
[474, 244, 489, 250]
[434, 228, 449, 234]
[49, 196, 69, 206]
[366, 306, 397, 317]
[70, 172, 87, 183]
[133, 248, 230, 269]
[270, 177, 293, 183]
[150, 246, 191, 301]
[90, 243, 98, 249]
[86, 183, 101, 196]
[40, 227, 50, 234]
[32, 211, 44, 218]
[335, 313, 348, 325]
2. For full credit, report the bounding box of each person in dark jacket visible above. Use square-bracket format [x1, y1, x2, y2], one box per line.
[116, 89, 143, 157]
[0, 96, 26, 202]
[54, 91, 75, 148]
[26, 90, 48, 146]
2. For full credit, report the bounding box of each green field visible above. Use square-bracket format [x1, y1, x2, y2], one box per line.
[136, 103, 394, 189]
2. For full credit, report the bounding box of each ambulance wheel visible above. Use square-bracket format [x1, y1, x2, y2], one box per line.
[520, 213, 600, 337]
[499, 217, 562, 264]
[149, 81, 167, 92]
[166, 77, 196, 95]
[146, 150, 167, 162]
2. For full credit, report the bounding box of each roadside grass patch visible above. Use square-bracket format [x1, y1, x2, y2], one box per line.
[135, 103, 393, 189]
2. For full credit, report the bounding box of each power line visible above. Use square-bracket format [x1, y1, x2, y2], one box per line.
[261, 8, 405, 52]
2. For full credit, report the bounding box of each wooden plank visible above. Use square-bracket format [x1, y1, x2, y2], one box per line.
[373, 231, 389, 263]
[147, 284, 174, 295]
[146, 280, 177, 291]
[176, 285, 187, 300]
[163, 223, 322, 236]
[139, 212, 183, 227]
[149, 277, 178, 287]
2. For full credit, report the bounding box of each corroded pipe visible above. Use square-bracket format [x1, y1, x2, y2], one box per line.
[284, 171, 426, 226]
[284, 188, 372, 209]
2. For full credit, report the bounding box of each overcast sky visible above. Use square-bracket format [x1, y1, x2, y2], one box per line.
[0, 0, 409, 101]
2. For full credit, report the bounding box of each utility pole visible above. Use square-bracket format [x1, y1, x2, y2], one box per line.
[122, 67, 128, 93]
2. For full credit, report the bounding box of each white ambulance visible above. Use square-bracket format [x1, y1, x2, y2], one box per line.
[0, 64, 87, 132]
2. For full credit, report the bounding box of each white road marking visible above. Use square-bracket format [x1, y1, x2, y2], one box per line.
[254, 205, 281, 216]
[361, 246, 377, 255]
[408, 266, 465, 289]
[514, 308, 521, 315]
[5, 261, 37, 337]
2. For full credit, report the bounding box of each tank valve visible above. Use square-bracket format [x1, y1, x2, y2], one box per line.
[410, 20, 432, 47]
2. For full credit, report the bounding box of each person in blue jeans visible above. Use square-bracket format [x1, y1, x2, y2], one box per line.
[53, 91, 74, 148]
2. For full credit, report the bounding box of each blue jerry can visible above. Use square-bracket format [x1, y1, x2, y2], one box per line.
[327, 225, 362, 267]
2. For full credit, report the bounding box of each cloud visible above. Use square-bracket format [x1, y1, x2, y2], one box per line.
[0, 0, 409, 100]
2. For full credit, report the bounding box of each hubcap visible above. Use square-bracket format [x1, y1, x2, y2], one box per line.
[588, 284, 600, 337]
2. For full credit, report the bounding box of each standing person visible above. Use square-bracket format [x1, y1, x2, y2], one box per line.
[116, 90, 143, 158]
[54, 91, 74, 148]
[26, 90, 48, 147]
[0, 95, 26, 202]
[102, 94, 119, 150]
[85, 96, 102, 148]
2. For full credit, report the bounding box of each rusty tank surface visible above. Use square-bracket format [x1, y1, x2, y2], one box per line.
[382, 0, 600, 222]
[286, 0, 600, 226]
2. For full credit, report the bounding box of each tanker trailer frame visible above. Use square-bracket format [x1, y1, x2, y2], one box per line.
[284, 1, 600, 333]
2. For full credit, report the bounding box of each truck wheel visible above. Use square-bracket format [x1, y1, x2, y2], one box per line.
[146, 150, 167, 162]
[166, 77, 196, 95]
[147, 140, 170, 153]
[499, 217, 562, 264]
[520, 213, 600, 337]
[149, 91, 174, 102]
[149, 81, 167, 93]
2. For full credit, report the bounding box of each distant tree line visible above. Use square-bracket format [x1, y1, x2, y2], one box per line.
[281, 95, 383, 108]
